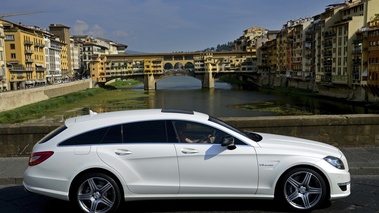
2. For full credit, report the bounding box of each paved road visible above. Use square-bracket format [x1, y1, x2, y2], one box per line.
[0, 175, 378, 213]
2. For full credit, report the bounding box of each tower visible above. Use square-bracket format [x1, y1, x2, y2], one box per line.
[49, 24, 72, 77]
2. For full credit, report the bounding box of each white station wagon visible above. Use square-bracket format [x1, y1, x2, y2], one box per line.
[23, 109, 350, 213]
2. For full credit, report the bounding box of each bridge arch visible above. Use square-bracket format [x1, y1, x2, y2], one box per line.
[184, 62, 194, 69]
[164, 62, 173, 69]
[155, 76, 202, 89]
[174, 62, 183, 69]
[164, 62, 194, 71]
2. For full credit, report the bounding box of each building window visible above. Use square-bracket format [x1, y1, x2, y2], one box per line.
[5, 35, 14, 41]
[10, 43, 15, 49]
[11, 53, 16, 59]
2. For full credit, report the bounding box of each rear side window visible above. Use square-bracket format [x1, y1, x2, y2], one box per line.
[38, 125, 67, 144]
[123, 120, 167, 143]
[60, 127, 109, 146]
[101, 125, 122, 144]
[59, 120, 175, 146]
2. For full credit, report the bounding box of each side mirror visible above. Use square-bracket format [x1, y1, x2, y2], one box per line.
[221, 135, 236, 150]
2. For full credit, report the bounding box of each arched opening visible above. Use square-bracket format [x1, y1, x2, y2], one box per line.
[156, 76, 202, 89]
[164, 63, 173, 70]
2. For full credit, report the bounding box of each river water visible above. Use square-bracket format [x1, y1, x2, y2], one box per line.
[20, 76, 378, 124]
[124, 76, 377, 117]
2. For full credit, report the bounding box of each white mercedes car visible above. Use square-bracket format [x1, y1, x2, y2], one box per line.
[23, 109, 350, 213]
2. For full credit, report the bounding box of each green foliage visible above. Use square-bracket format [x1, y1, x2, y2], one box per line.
[108, 79, 141, 88]
[203, 41, 234, 52]
[218, 75, 243, 84]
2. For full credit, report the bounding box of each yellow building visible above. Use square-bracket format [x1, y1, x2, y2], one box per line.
[59, 41, 69, 78]
[0, 22, 7, 91]
[367, 14, 379, 88]
[2, 20, 46, 90]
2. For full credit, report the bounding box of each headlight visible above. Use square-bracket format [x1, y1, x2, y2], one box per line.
[324, 156, 345, 169]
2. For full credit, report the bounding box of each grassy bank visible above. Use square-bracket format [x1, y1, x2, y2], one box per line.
[0, 88, 106, 124]
[0, 79, 145, 124]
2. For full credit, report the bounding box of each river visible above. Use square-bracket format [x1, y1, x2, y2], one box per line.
[19, 76, 378, 124]
[124, 76, 377, 117]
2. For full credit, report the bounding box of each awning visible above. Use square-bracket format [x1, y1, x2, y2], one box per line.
[35, 63, 44, 67]
[362, 68, 367, 77]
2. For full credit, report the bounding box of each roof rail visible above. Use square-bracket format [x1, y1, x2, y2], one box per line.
[161, 109, 194, 115]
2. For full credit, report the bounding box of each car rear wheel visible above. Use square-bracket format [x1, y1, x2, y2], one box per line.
[278, 168, 327, 212]
[72, 173, 122, 213]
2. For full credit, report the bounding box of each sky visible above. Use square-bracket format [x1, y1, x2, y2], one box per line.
[1, 0, 344, 53]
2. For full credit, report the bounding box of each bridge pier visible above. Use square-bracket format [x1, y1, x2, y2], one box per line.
[202, 71, 214, 88]
[144, 74, 156, 90]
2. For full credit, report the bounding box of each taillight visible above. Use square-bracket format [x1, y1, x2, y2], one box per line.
[29, 151, 54, 166]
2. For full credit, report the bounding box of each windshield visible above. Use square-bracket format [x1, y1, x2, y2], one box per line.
[208, 116, 262, 142]
[208, 116, 249, 137]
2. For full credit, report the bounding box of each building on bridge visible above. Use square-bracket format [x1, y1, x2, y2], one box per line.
[89, 51, 257, 89]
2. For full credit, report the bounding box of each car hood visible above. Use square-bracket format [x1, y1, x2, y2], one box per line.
[253, 132, 342, 158]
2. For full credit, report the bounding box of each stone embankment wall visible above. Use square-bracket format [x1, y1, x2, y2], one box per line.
[258, 75, 379, 102]
[0, 114, 378, 157]
[0, 79, 92, 112]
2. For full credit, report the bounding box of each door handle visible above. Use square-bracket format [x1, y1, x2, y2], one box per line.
[115, 149, 132, 155]
[181, 148, 199, 154]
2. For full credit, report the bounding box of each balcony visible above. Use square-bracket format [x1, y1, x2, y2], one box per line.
[324, 42, 333, 48]
[34, 43, 45, 48]
[323, 31, 336, 38]
[323, 61, 332, 66]
[24, 40, 33, 46]
[36, 67, 45, 71]
[9, 66, 34, 72]
[25, 59, 34, 63]
[25, 50, 34, 54]
[352, 59, 361, 65]
[353, 38, 363, 45]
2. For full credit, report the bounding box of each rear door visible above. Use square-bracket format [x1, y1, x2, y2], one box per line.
[96, 120, 180, 194]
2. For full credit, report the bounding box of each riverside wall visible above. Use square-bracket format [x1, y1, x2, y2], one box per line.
[0, 114, 378, 157]
[0, 79, 92, 112]
[258, 75, 379, 102]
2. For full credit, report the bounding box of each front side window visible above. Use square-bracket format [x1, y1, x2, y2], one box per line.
[123, 120, 168, 143]
[173, 120, 224, 144]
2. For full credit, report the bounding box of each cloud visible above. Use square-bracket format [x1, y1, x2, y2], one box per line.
[72, 20, 89, 35]
[88, 24, 106, 38]
[72, 20, 106, 38]
[113, 30, 129, 37]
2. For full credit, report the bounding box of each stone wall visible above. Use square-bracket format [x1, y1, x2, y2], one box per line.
[256, 75, 379, 102]
[1, 114, 378, 157]
[222, 114, 379, 148]
[0, 79, 92, 112]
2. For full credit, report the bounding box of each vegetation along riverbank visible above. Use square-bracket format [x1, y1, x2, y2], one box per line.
[0, 79, 146, 124]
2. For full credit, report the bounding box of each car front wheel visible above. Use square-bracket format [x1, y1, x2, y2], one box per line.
[278, 168, 327, 212]
[72, 173, 122, 213]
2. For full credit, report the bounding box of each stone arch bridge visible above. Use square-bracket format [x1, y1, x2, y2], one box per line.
[90, 51, 257, 90]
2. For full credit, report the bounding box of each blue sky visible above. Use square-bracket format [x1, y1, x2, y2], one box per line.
[1, 0, 343, 53]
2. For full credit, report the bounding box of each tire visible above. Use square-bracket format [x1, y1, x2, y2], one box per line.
[71, 173, 122, 213]
[277, 167, 327, 212]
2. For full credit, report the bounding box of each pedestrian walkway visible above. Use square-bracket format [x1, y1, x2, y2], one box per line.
[0, 147, 378, 186]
